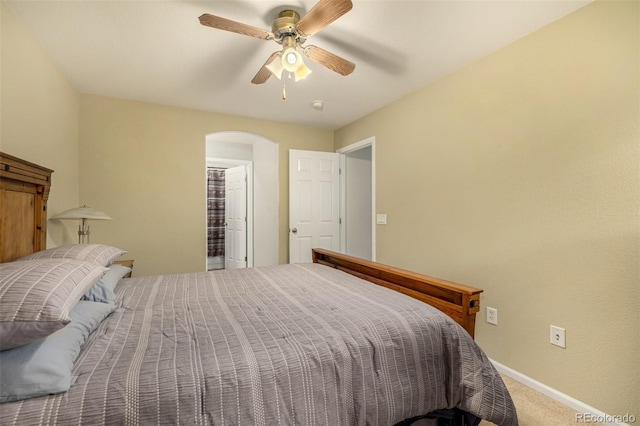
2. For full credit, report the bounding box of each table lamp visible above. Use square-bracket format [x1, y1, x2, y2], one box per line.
[52, 205, 112, 244]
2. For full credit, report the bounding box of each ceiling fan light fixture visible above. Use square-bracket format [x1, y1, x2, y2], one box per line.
[284, 50, 297, 65]
[279, 42, 312, 81]
[294, 62, 312, 81]
[281, 47, 302, 73]
[266, 53, 284, 79]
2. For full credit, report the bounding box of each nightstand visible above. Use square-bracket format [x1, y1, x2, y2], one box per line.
[112, 259, 134, 278]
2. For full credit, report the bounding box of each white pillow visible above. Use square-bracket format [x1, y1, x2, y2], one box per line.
[0, 259, 107, 350]
[16, 244, 126, 267]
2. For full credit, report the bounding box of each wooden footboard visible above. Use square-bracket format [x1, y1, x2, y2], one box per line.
[312, 249, 482, 338]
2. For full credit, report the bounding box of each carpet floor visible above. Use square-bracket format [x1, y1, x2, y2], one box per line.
[479, 375, 602, 425]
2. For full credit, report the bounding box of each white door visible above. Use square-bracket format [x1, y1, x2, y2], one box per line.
[289, 150, 340, 263]
[225, 165, 247, 269]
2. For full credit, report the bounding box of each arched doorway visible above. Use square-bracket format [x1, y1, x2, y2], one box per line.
[205, 131, 279, 268]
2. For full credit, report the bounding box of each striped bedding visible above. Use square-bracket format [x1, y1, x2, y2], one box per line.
[0, 263, 518, 425]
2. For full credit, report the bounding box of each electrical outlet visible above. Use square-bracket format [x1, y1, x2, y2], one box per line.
[486, 307, 498, 325]
[550, 325, 566, 348]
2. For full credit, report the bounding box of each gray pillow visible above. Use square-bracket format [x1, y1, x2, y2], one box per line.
[82, 264, 131, 304]
[0, 300, 115, 402]
[0, 259, 107, 350]
[16, 244, 126, 267]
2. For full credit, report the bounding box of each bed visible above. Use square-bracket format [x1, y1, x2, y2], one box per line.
[0, 152, 518, 425]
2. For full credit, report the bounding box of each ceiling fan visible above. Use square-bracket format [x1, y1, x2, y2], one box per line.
[198, 0, 356, 86]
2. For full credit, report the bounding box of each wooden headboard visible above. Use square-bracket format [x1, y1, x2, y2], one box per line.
[312, 248, 483, 338]
[0, 152, 53, 262]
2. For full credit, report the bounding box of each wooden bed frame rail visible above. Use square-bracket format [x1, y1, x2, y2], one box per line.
[312, 248, 483, 338]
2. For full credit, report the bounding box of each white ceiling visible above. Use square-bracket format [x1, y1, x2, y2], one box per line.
[7, 0, 591, 130]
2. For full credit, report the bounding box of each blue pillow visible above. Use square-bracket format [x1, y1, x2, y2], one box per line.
[0, 301, 115, 403]
[82, 264, 131, 304]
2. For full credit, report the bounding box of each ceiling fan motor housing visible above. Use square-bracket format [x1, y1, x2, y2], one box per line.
[272, 10, 305, 43]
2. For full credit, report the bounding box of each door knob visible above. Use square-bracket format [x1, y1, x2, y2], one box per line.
[291, 228, 298, 234]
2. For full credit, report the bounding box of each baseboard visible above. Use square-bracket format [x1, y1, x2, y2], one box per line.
[490, 359, 634, 426]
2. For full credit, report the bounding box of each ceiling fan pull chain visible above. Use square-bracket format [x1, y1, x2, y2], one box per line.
[282, 82, 287, 100]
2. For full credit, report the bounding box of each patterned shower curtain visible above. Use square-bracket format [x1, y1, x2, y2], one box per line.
[207, 168, 226, 257]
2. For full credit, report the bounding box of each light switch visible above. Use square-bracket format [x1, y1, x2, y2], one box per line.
[376, 214, 387, 225]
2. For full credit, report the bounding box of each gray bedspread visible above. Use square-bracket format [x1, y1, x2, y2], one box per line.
[0, 263, 517, 425]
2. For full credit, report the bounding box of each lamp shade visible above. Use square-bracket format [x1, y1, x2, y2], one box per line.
[281, 47, 301, 72]
[52, 206, 112, 244]
[266, 53, 284, 80]
[294, 62, 312, 81]
[52, 206, 112, 221]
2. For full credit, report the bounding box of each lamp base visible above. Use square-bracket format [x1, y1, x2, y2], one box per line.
[77, 220, 90, 244]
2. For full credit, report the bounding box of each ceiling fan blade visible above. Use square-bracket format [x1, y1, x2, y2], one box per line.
[199, 13, 271, 40]
[297, 0, 353, 37]
[251, 51, 280, 85]
[303, 45, 355, 76]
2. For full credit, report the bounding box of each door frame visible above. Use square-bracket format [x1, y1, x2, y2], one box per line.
[337, 137, 376, 261]
[206, 157, 254, 268]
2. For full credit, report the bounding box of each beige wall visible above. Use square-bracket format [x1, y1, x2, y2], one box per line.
[336, 0, 639, 417]
[79, 94, 333, 276]
[1, 1, 80, 246]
